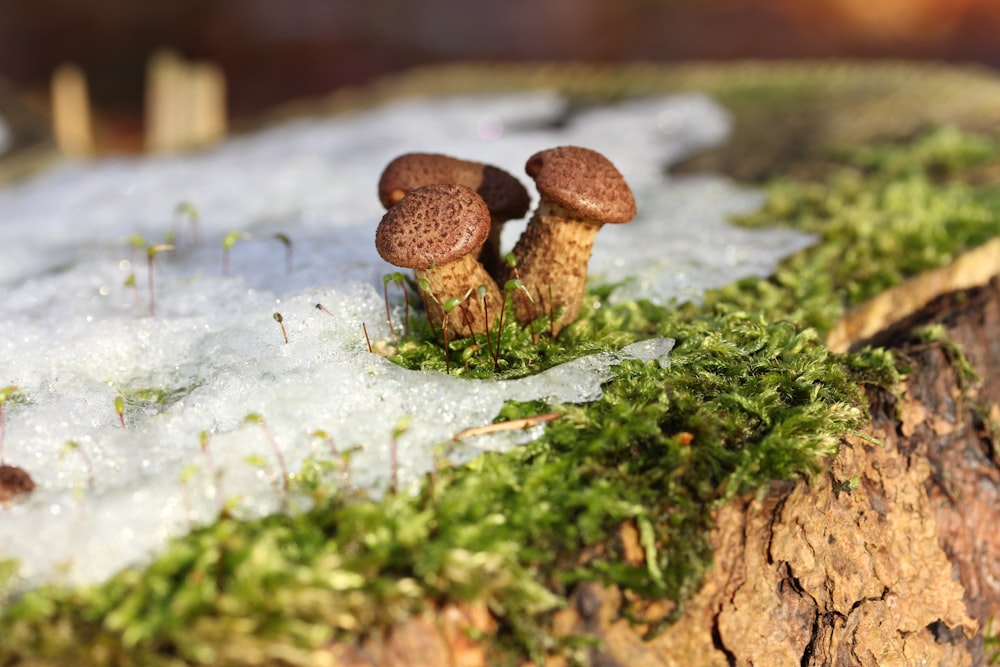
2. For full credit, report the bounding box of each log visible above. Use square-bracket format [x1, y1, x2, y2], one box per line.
[314, 275, 1000, 667]
[544, 277, 1000, 666]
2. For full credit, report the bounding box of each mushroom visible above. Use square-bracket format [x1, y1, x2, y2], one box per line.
[506, 146, 636, 336]
[0, 464, 35, 505]
[375, 183, 504, 340]
[377, 153, 530, 279]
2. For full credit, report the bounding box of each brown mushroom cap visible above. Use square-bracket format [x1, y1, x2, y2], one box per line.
[525, 146, 636, 224]
[378, 153, 530, 220]
[375, 183, 492, 270]
[0, 464, 36, 504]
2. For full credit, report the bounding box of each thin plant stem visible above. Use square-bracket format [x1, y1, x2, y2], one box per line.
[548, 284, 555, 338]
[62, 441, 95, 492]
[389, 416, 410, 495]
[273, 233, 292, 274]
[494, 289, 509, 372]
[146, 244, 173, 317]
[115, 396, 126, 429]
[383, 277, 398, 345]
[0, 403, 6, 465]
[443, 325, 450, 374]
[480, 288, 497, 368]
[459, 305, 476, 340]
[147, 253, 156, 316]
[245, 414, 289, 507]
[199, 431, 225, 516]
[401, 280, 411, 337]
[362, 322, 373, 353]
[313, 430, 353, 489]
[273, 313, 289, 344]
[520, 290, 538, 344]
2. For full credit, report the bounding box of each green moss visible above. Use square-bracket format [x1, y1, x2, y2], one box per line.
[1, 127, 998, 665]
[715, 126, 1000, 333]
[386, 287, 663, 379]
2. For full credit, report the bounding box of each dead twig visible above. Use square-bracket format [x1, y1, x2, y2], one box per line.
[453, 412, 563, 441]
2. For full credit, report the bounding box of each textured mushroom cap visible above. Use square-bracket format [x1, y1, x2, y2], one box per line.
[378, 152, 530, 219]
[0, 464, 35, 503]
[376, 183, 492, 270]
[525, 146, 636, 223]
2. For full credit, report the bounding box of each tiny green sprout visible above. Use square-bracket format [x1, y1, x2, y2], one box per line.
[147, 243, 174, 258]
[393, 272, 411, 336]
[382, 274, 399, 345]
[243, 454, 268, 469]
[59, 440, 95, 492]
[417, 278, 444, 346]
[392, 415, 412, 439]
[123, 272, 140, 309]
[199, 430, 224, 513]
[477, 284, 498, 368]
[438, 299, 460, 374]
[174, 201, 201, 245]
[244, 413, 289, 502]
[221, 232, 250, 276]
[503, 252, 518, 269]
[179, 463, 199, 486]
[505, 278, 532, 301]
[178, 462, 201, 529]
[114, 395, 126, 429]
[145, 243, 174, 317]
[510, 271, 538, 342]
[222, 232, 245, 251]
[273, 312, 288, 344]
[418, 278, 438, 304]
[314, 302, 335, 317]
[0, 385, 16, 464]
[311, 429, 352, 487]
[163, 229, 176, 246]
[126, 234, 147, 265]
[389, 415, 412, 495]
[273, 233, 293, 274]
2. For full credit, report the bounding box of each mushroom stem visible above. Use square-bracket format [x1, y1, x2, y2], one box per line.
[507, 201, 602, 334]
[414, 254, 503, 340]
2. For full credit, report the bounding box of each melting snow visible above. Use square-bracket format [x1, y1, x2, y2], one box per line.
[0, 91, 814, 587]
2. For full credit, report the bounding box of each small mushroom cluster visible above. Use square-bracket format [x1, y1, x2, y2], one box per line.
[375, 147, 635, 339]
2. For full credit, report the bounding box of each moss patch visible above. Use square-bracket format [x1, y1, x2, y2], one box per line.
[2, 127, 1000, 665]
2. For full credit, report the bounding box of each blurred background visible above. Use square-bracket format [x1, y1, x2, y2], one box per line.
[1, 0, 999, 155]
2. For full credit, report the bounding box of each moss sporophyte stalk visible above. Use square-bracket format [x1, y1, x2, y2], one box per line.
[2, 127, 1000, 665]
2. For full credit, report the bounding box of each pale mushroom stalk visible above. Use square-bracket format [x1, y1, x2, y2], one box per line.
[414, 254, 502, 338]
[509, 200, 605, 330]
